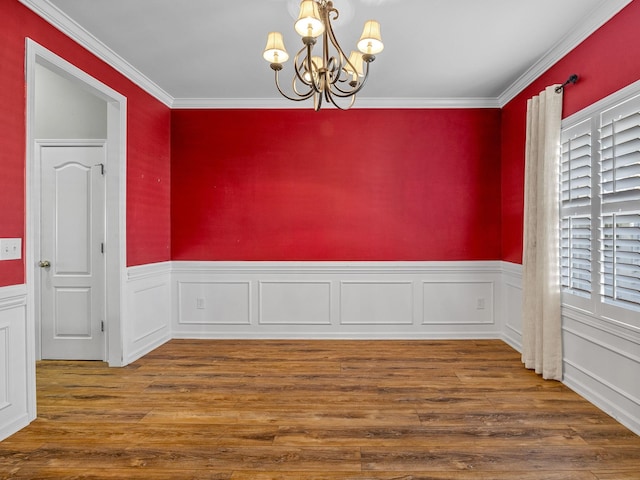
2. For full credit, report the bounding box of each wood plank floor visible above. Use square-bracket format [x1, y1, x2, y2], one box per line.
[2, 339, 639, 479]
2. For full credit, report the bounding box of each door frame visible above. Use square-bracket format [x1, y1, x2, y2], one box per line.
[25, 39, 127, 380]
[35, 139, 108, 361]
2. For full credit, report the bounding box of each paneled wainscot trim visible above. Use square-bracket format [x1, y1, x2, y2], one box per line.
[4, 261, 639, 440]
[0, 284, 32, 441]
[171, 261, 506, 339]
[499, 262, 640, 436]
[125, 262, 172, 365]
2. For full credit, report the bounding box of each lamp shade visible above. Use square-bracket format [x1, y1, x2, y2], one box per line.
[344, 51, 364, 77]
[263, 31, 289, 63]
[357, 20, 384, 55]
[294, 0, 325, 38]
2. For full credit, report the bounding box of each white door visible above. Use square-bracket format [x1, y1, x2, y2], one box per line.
[39, 144, 106, 360]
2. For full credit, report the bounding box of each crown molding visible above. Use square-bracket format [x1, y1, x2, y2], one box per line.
[20, 0, 632, 111]
[497, 0, 633, 107]
[171, 97, 501, 110]
[19, 0, 174, 107]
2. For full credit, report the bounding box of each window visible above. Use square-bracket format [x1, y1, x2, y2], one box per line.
[560, 90, 640, 321]
[561, 120, 592, 298]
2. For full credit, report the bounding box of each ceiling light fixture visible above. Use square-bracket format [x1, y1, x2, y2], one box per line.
[263, 0, 384, 111]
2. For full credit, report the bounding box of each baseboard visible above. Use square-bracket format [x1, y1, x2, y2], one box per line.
[564, 366, 640, 435]
[0, 413, 31, 442]
[171, 331, 504, 340]
[125, 331, 172, 365]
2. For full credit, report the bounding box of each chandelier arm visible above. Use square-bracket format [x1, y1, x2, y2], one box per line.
[293, 43, 323, 95]
[292, 78, 316, 98]
[292, 54, 315, 97]
[313, 91, 323, 111]
[325, 56, 344, 88]
[274, 70, 315, 102]
[324, 88, 357, 111]
[330, 61, 372, 97]
[309, 50, 324, 94]
[323, 8, 349, 85]
[293, 46, 311, 88]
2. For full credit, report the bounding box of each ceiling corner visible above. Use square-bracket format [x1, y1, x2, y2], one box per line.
[19, 0, 174, 107]
[497, 0, 633, 107]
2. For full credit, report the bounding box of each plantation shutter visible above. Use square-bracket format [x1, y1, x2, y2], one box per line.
[560, 120, 592, 297]
[599, 94, 640, 310]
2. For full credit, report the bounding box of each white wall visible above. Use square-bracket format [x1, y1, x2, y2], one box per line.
[35, 63, 107, 139]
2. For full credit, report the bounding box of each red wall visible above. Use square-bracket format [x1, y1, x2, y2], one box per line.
[4, 1, 637, 278]
[172, 109, 502, 261]
[0, 1, 171, 287]
[501, 0, 640, 264]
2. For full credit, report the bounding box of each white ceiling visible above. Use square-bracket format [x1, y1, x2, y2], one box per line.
[23, 0, 632, 108]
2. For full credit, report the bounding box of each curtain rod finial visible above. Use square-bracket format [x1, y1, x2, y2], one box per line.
[556, 74, 579, 93]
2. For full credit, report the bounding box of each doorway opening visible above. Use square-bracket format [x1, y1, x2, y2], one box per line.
[25, 39, 127, 399]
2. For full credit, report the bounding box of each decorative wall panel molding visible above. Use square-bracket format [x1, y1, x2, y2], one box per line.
[497, 262, 640, 436]
[423, 281, 494, 325]
[562, 313, 640, 435]
[178, 281, 251, 326]
[172, 261, 504, 339]
[125, 262, 172, 364]
[500, 262, 523, 351]
[260, 282, 332, 325]
[340, 281, 414, 325]
[0, 285, 31, 441]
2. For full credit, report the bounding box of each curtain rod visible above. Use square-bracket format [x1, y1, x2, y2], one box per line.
[555, 74, 579, 93]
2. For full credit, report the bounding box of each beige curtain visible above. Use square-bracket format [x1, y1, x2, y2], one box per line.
[521, 85, 563, 380]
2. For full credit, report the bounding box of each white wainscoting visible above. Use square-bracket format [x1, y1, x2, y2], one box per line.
[562, 308, 640, 435]
[124, 262, 172, 364]
[0, 285, 33, 441]
[5, 260, 638, 440]
[172, 261, 505, 339]
[498, 262, 640, 436]
[500, 262, 524, 351]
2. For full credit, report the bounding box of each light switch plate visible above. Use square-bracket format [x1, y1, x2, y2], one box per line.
[0, 238, 22, 260]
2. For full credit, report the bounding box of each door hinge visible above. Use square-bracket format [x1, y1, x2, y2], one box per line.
[101, 321, 105, 332]
[101, 242, 104, 254]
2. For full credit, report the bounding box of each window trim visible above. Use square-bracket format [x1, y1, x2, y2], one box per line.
[560, 79, 640, 332]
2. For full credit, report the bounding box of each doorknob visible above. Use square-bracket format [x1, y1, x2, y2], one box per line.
[39, 260, 51, 268]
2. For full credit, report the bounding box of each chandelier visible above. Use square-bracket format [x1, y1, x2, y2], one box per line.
[263, 0, 384, 111]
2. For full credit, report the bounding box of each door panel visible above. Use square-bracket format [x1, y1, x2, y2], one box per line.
[40, 144, 105, 360]
[54, 163, 92, 274]
[54, 287, 91, 337]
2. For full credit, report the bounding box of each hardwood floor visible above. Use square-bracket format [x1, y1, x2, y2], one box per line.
[1, 339, 639, 479]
